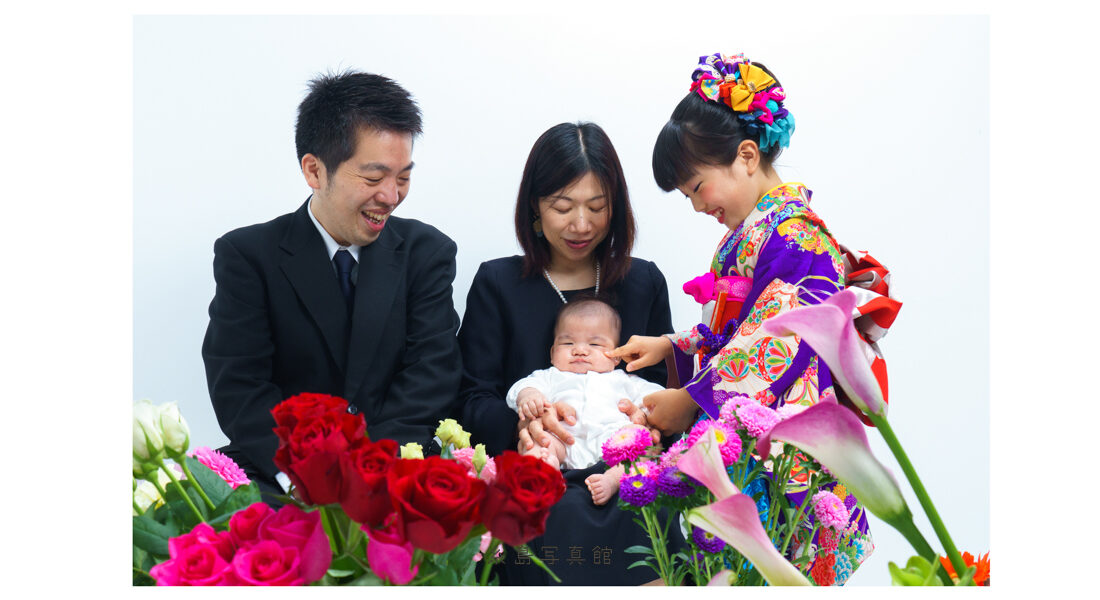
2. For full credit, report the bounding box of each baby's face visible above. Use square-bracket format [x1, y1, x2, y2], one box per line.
[550, 313, 619, 374]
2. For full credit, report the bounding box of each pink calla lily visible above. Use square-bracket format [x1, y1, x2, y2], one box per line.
[680, 429, 810, 586]
[762, 288, 886, 417]
[677, 428, 739, 500]
[707, 569, 735, 585]
[686, 495, 810, 586]
[756, 402, 908, 523]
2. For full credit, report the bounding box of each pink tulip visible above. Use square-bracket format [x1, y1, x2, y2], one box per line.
[686, 495, 810, 586]
[756, 402, 907, 522]
[762, 288, 886, 417]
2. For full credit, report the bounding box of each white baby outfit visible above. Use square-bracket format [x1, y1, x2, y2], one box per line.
[506, 367, 665, 469]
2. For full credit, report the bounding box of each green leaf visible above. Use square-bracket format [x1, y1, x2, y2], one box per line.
[957, 565, 977, 586]
[624, 545, 654, 555]
[627, 559, 654, 570]
[347, 572, 385, 586]
[326, 568, 357, 578]
[184, 456, 233, 506]
[163, 481, 210, 528]
[209, 482, 263, 524]
[132, 513, 173, 557]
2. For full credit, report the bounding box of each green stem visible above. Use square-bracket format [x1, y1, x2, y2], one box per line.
[175, 457, 218, 511]
[133, 500, 144, 515]
[780, 473, 817, 556]
[321, 506, 346, 556]
[158, 460, 205, 524]
[641, 508, 668, 581]
[519, 544, 561, 583]
[868, 413, 966, 583]
[890, 514, 954, 586]
[479, 538, 499, 586]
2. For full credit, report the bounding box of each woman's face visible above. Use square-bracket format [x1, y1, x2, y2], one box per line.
[538, 172, 611, 268]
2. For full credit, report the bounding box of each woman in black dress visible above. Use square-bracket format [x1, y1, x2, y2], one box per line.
[457, 122, 677, 585]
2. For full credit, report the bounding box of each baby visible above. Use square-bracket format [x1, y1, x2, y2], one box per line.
[506, 298, 665, 504]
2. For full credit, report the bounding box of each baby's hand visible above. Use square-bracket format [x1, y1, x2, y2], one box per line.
[516, 388, 550, 420]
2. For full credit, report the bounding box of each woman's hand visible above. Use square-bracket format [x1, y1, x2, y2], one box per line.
[618, 388, 698, 437]
[606, 335, 674, 373]
[517, 401, 577, 450]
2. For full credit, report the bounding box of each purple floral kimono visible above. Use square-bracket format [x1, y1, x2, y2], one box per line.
[668, 182, 874, 585]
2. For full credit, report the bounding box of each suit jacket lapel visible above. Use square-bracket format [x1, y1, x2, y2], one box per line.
[279, 201, 350, 373]
[344, 225, 404, 403]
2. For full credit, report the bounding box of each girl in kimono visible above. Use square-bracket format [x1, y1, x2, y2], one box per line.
[608, 52, 887, 585]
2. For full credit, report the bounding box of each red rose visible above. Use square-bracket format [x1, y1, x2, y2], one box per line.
[149, 523, 238, 586]
[271, 393, 354, 430]
[386, 456, 487, 554]
[339, 438, 398, 527]
[231, 540, 305, 586]
[258, 505, 332, 583]
[480, 451, 565, 546]
[272, 394, 366, 506]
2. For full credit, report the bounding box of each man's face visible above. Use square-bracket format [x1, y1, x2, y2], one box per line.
[307, 128, 413, 247]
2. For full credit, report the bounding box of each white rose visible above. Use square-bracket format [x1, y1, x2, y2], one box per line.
[158, 402, 190, 457]
[133, 399, 164, 461]
[133, 479, 164, 515]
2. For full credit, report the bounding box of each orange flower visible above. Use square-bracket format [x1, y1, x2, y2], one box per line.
[939, 551, 990, 586]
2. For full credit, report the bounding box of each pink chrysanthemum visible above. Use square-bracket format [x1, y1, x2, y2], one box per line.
[601, 425, 653, 466]
[812, 490, 850, 530]
[188, 446, 250, 489]
[776, 403, 808, 420]
[658, 438, 689, 471]
[734, 403, 781, 439]
[628, 459, 662, 480]
[686, 420, 742, 466]
[718, 393, 754, 424]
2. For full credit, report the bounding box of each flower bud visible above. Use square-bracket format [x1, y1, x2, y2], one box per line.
[472, 443, 488, 474]
[399, 442, 424, 460]
[435, 418, 471, 450]
[133, 399, 165, 462]
[158, 402, 190, 458]
[133, 479, 164, 515]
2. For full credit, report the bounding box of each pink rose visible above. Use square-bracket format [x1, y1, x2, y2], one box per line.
[229, 502, 275, 548]
[365, 526, 418, 585]
[231, 540, 305, 585]
[258, 505, 331, 583]
[150, 523, 237, 586]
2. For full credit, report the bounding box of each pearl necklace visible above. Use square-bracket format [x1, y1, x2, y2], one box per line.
[543, 262, 600, 304]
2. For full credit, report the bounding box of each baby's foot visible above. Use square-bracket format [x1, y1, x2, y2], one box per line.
[538, 447, 561, 470]
[585, 471, 622, 505]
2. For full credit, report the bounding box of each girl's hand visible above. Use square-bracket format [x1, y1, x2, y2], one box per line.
[606, 335, 674, 372]
[516, 388, 550, 420]
[629, 388, 697, 437]
[517, 401, 577, 450]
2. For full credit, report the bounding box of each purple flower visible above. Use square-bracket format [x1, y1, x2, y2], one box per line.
[692, 526, 727, 553]
[601, 425, 653, 466]
[735, 403, 781, 439]
[655, 467, 695, 498]
[619, 474, 657, 507]
[812, 490, 850, 530]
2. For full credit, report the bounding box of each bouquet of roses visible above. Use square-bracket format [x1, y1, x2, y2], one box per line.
[133, 394, 566, 586]
[605, 289, 990, 586]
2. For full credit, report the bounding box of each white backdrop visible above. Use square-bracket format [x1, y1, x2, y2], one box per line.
[133, 14, 988, 586]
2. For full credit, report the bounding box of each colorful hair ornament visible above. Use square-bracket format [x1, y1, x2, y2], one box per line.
[689, 52, 795, 152]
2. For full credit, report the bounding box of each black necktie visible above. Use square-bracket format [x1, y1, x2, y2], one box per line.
[333, 249, 355, 313]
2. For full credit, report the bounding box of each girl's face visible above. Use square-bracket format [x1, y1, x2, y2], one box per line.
[538, 172, 611, 268]
[677, 158, 759, 231]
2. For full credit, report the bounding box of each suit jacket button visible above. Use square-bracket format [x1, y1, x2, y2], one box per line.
[347, 405, 359, 415]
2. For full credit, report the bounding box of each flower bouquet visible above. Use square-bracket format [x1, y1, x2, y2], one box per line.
[606, 289, 989, 586]
[132, 395, 565, 586]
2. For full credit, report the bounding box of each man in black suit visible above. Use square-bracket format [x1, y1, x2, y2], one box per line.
[202, 70, 461, 500]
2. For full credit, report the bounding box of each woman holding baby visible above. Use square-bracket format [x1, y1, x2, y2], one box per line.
[457, 121, 677, 585]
